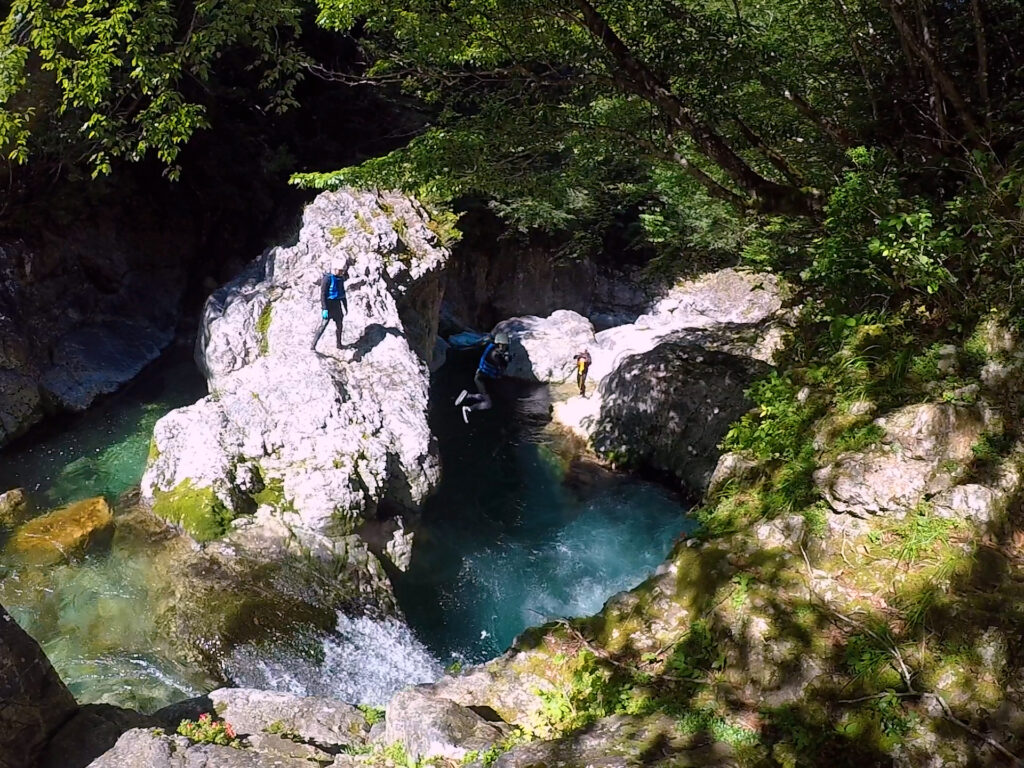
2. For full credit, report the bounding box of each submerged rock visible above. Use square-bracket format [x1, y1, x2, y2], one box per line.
[0, 487, 28, 528]
[0, 602, 78, 768]
[150, 508, 392, 676]
[5, 497, 114, 565]
[142, 189, 448, 545]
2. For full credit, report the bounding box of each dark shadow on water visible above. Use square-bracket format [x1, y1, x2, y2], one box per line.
[394, 349, 691, 664]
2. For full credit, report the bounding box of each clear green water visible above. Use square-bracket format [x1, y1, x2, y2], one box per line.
[394, 355, 692, 665]
[0, 344, 690, 710]
[0, 344, 206, 507]
[0, 345, 211, 712]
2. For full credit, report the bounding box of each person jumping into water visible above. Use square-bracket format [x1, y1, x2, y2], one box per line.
[312, 259, 349, 351]
[455, 331, 511, 423]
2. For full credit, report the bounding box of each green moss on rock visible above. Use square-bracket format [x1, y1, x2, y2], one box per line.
[152, 480, 234, 542]
[256, 302, 273, 356]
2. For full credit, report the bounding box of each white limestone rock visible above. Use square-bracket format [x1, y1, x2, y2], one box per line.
[814, 403, 987, 517]
[142, 189, 448, 540]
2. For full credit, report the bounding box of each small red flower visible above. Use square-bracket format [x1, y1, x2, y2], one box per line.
[199, 713, 211, 722]
[224, 723, 236, 739]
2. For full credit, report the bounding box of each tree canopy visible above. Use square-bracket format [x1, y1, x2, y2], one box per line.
[2, 0, 1023, 235]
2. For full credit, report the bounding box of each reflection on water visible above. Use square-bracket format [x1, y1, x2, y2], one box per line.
[0, 345, 210, 711]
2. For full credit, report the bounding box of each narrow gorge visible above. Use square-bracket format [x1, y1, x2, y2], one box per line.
[4, 1, 1024, 766]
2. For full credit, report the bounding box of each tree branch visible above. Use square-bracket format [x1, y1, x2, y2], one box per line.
[883, 0, 982, 140]
[732, 115, 806, 187]
[568, 0, 819, 216]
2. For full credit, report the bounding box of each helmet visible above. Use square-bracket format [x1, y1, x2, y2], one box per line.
[494, 331, 510, 345]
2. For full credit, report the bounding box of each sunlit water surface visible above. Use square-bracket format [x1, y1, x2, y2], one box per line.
[0, 346, 690, 709]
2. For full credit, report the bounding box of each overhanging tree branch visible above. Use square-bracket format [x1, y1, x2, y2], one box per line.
[883, 0, 983, 140]
[568, 0, 820, 216]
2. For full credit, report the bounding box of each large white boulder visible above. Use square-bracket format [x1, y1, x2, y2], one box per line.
[493, 309, 596, 383]
[814, 403, 988, 517]
[544, 268, 788, 443]
[142, 189, 448, 540]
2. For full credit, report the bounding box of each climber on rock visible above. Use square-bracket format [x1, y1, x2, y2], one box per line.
[455, 331, 511, 423]
[573, 348, 593, 397]
[311, 259, 349, 351]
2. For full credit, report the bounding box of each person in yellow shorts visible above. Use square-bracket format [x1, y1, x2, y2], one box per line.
[573, 349, 592, 397]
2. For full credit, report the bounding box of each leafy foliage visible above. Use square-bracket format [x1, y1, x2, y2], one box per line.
[177, 713, 242, 748]
[1, 0, 308, 176]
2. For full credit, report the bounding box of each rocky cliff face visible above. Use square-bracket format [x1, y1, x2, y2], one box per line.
[0, 603, 77, 768]
[142, 189, 447, 547]
[443, 209, 653, 331]
[0, 221, 189, 446]
[493, 268, 789, 495]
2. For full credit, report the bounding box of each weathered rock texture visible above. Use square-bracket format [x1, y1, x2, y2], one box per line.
[0, 220, 188, 445]
[814, 403, 989, 517]
[495, 310, 597, 383]
[591, 344, 771, 493]
[443, 208, 653, 330]
[79, 686, 374, 768]
[495, 268, 788, 494]
[385, 688, 504, 761]
[151, 508, 395, 676]
[142, 189, 448, 542]
[0, 603, 78, 768]
[208, 688, 370, 746]
[0, 488, 28, 528]
[41, 704, 154, 768]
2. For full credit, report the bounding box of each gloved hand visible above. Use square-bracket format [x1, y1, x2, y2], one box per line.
[322, 309, 328, 319]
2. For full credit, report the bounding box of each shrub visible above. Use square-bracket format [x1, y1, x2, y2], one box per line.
[177, 713, 242, 748]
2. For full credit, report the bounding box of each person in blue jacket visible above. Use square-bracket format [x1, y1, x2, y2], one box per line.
[311, 259, 349, 351]
[455, 331, 511, 422]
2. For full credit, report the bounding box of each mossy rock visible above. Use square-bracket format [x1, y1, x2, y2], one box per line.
[0, 488, 29, 529]
[5, 496, 114, 565]
[151, 480, 235, 542]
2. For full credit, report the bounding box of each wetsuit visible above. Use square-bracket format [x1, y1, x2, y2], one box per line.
[463, 342, 510, 411]
[574, 350, 592, 396]
[311, 272, 348, 350]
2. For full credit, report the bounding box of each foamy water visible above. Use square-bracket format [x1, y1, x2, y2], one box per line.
[224, 613, 443, 706]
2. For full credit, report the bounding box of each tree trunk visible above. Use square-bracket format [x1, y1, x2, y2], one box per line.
[970, 0, 991, 132]
[833, 0, 882, 122]
[884, 0, 982, 140]
[570, 0, 821, 216]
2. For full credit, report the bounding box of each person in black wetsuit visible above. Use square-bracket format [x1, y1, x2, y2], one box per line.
[455, 331, 511, 423]
[311, 259, 349, 351]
